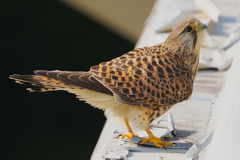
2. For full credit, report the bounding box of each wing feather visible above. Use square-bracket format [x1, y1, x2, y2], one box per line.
[90, 45, 193, 109]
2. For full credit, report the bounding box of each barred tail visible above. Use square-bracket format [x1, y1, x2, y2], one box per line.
[9, 74, 72, 92]
[9, 70, 113, 95]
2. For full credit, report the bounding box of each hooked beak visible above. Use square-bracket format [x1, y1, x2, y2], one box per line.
[198, 23, 208, 31]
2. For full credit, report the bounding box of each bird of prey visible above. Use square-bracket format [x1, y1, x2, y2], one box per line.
[10, 18, 207, 148]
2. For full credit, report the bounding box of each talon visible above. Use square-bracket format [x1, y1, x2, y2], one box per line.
[141, 137, 172, 148]
[163, 146, 167, 151]
[142, 128, 173, 148]
[121, 132, 138, 139]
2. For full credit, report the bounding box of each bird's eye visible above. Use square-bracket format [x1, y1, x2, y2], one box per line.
[185, 24, 194, 33]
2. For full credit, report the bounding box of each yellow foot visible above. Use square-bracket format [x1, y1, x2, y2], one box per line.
[122, 118, 138, 139]
[121, 132, 138, 139]
[141, 137, 172, 148]
[142, 128, 173, 148]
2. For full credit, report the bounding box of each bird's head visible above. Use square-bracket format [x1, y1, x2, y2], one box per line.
[165, 18, 207, 56]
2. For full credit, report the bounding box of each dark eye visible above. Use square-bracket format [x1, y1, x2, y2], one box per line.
[185, 25, 194, 33]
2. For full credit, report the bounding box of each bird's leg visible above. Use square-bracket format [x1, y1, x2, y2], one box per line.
[121, 118, 138, 139]
[141, 128, 172, 148]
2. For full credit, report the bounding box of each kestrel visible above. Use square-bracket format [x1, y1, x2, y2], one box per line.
[10, 18, 207, 148]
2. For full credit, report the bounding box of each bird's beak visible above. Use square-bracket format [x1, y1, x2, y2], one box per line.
[198, 23, 208, 31]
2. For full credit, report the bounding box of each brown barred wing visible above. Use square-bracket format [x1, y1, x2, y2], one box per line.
[90, 52, 193, 109]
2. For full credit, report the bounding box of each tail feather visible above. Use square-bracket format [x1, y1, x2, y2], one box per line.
[27, 87, 62, 92]
[9, 74, 72, 92]
[10, 74, 45, 86]
[9, 70, 113, 95]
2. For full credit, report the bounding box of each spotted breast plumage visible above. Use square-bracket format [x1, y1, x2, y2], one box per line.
[10, 18, 207, 148]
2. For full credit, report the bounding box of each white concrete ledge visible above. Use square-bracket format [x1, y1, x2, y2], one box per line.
[204, 40, 240, 160]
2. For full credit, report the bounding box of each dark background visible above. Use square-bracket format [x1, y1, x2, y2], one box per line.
[1, 1, 134, 160]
